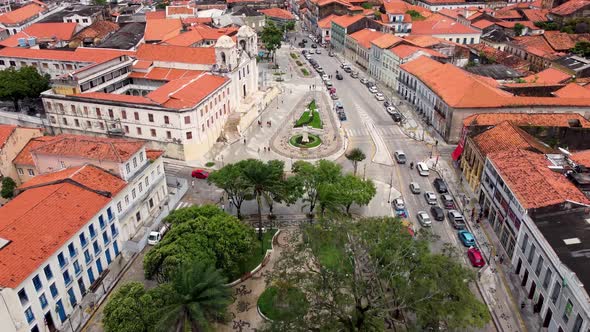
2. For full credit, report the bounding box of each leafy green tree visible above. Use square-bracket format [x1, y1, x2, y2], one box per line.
[338, 175, 376, 214]
[93, 0, 107, 5]
[285, 21, 295, 31]
[406, 9, 424, 20]
[261, 21, 282, 61]
[345, 147, 366, 176]
[154, 262, 231, 332]
[361, 2, 373, 9]
[143, 205, 255, 282]
[292, 160, 342, 222]
[514, 23, 525, 36]
[208, 163, 251, 219]
[0, 67, 50, 112]
[1, 177, 16, 199]
[103, 282, 175, 332]
[572, 41, 590, 57]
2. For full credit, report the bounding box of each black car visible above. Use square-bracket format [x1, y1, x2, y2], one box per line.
[311, 44, 317, 48]
[301, 50, 307, 54]
[433, 178, 448, 193]
[384, 101, 391, 108]
[390, 112, 402, 122]
[338, 112, 347, 121]
[336, 73, 343, 80]
[302, 39, 308, 43]
[366, 81, 376, 87]
[430, 206, 445, 221]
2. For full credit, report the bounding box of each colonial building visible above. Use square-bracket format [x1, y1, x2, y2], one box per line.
[344, 28, 385, 69]
[0, 125, 42, 187]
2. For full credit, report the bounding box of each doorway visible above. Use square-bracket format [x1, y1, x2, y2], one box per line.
[528, 281, 536, 299]
[522, 269, 529, 287]
[44, 311, 56, 332]
[242, 84, 247, 98]
[543, 308, 552, 328]
[535, 293, 544, 313]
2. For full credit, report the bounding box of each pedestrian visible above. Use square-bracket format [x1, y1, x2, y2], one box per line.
[267, 146, 271, 152]
[191, 179, 195, 188]
[263, 147, 266, 152]
[410, 161, 414, 169]
[521, 302, 526, 310]
[243, 138, 247, 144]
[269, 121, 272, 127]
[258, 147, 260, 153]
[500, 256, 505, 264]
[494, 255, 499, 262]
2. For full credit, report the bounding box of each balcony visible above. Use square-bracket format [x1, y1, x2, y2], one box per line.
[69, 248, 78, 259]
[59, 258, 69, 270]
[64, 277, 73, 287]
[85, 253, 94, 264]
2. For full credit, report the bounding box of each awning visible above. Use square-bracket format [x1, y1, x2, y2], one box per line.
[324, 36, 331, 41]
[451, 145, 463, 161]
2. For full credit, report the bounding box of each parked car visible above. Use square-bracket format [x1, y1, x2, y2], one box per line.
[334, 101, 343, 110]
[386, 106, 396, 115]
[325, 80, 333, 87]
[416, 162, 429, 176]
[322, 74, 329, 81]
[336, 72, 343, 80]
[315, 48, 321, 54]
[338, 112, 347, 121]
[393, 197, 405, 210]
[390, 112, 402, 122]
[433, 178, 448, 193]
[423, 191, 437, 205]
[384, 101, 391, 108]
[417, 211, 432, 227]
[409, 182, 421, 194]
[360, 78, 369, 84]
[147, 224, 170, 245]
[311, 44, 317, 48]
[368, 86, 378, 93]
[448, 210, 466, 229]
[343, 66, 352, 73]
[329, 87, 337, 94]
[317, 68, 325, 74]
[467, 247, 485, 267]
[191, 169, 209, 179]
[340, 63, 349, 69]
[458, 230, 476, 247]
[440, 194, 455, 209]
[394, 150, 406, 164]
[375, 93, 385, 101]
[351, 71, 359, 78]
[331, 93, 339, 100]
[328, 51, 335, 56]
[301, 50, 307, 54]
[430, 206, 444, 221]
[366, 81, 376, 88]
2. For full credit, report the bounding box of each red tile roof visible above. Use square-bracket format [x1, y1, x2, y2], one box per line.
[136, 43, 216, 64]
[0, 124, 16, 149]
[144, 18, 182, 42]
[471, 19, 494, 30]
[411, 14, 480, 35]
[551, 0, 590, 16]
[72, 20, 120, 43]
[523, 67, 571, 84]
[494, 8, 522, 19]
[473, 121, 553, 156]
[543, 31, 589, 51]
[0, 3, 45, 25]
[511, 35, 563, 60]
[389, 44, 445, 58]
[348, 28, 385, 49]
[318, 14, 341, 29]
[0, 22, 78, 47]
[0, 165, 126, 288]
[72, 92, 157, 105]
[145, 10, 166, 20]
[462, 112, 590, 128]
[259, 8, 295, 20]
[521, 9, 549, 22]
[12, 136, 55, 166]
[129, 67, 203, 81]
[570, 150, 590, 168]
[166, 6, 195, 15]
[31, 135, 145, 163]
[331, 14, 364, 28]
[163, 25, 235, 46]
[146, 149, 164, 161]
[146, 73, 229, 109]
[371, 33, 403, 48]
[552, 83, 590, 98]
[488, 149, 590, 209]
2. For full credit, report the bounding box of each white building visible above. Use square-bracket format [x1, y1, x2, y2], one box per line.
[479, 149, 590, 332]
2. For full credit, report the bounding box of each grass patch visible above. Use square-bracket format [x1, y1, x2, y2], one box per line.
[306, 225, 352, 272]
[294, 100, 321, 129]
[289, 134, 322, 148]
[258, 286, 308, 321]
[301, 68, 309, 76]
[290, 52, 298, 59]
[205, 161, 215, 167]
[296, 60, 303, 66]
[273, 72, 285, 76]
[232, 229, 277, 281]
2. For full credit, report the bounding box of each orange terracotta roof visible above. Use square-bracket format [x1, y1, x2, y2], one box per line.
[411, 15, 480, 35]
[403, 34, 452, 47]
[318, 14, 341, 29]
[162, 29, 205, 46]
[511, 35, 562, 60]
[348, 28, 385, 49]
[0, 47, 133, 63]
[494, 8, 522, 19]
[473, 121, 553, 156]
[145, 10, 166, 20]
[166, 6, 195, 15]
[543, 31, 588, 51]
[72, 20, 120, 42]
[551, 0, 590, 16]
[438, 8, 460, 19]
[389, 44, 445, 58]
[523, 67, 571, 84]
[0, 124, 16, 149]
[31, 135, 145, 163]
[0, 166, 126, 288]
[471, 19, 495, 30]
[468, 43, 529, 72]
[462, 112, 590, 128]
[133, 60, 152, 69]
[73, 92, 158, 105]
[570, 150, 590, 168]
[146, 149, 164, 161]
[146, 73, 229, 109]
[371, 33, 403, 48]
[136, 43, 216, 65]
[12, 136, 55, 166]
[129, 67, 203, 81]
[331, 14, 364, 28]
[552, 83, 590, 98]
[259, 8, 295, 20]
[182, 17, 213, 24]
[488, 149, 590, 209]
[0, 3, 45, 25]
[420, 0, 465, 3]
[0, 22, 77, 47]
[521, 9, 549, 22]
[144, 18, 182, 42]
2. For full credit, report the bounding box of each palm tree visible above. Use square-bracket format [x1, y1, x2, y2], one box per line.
[154, 262, 231, 332]
[345, 148, 366, 176]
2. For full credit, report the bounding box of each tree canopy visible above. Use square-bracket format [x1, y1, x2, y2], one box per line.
[143, 205, 255, 282]
[1, 177, 16, 199]
[345, 147, 366, 176]
[263, 217, 490, 331]
[292, 159, 343, 220]
[572, 41, 590, 57]
[0, 67, 50, 111]
[261, 21, 282, 60]
[208, 162, 252, 219]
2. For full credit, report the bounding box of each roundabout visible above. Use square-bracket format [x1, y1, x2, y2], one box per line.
[289, 133, 322, 149]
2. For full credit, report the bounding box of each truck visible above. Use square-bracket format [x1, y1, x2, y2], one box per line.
[147, 224, 170, 245]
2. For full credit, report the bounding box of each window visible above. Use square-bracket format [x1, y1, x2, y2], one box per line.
[73, 260, 81, 275]
[117, 202, 122, 213]
[139, 183, 143, 192]
[44, 265, 53, 281]
[186, 131, 193, 139]
[63, 270, 72, 286]
[102, 231, 110, 245]
[32, 275, 42, 291]
[114, 241, 120, 256]
[60, 161, 66, 168]
[132, 189, 136, 199]
[134, 112, 139, 120]
[151, 129, 156, 137]
[124, 195, 129, 204]
[49, 283, 58, 298]
[67, 288, 76, 306]
[26, 169, 34, 176]
[74, 119, 80, 127]
[148, 113, 154, 122]
[184, 116, 191, 124]
[572, 314, 583, 332]
[62, 118, 68, 126]
[96, 108, 101, 118]
[87, 268, 95, 284]
[135, 211, 141, 222]
[84, 249, 92, 264]
[528, 244, 535, 263]
[543, 268, 552, 289]
[125, 163, 130, 174]
[535, 257, 543, 276]
[551, 281, 561, 304]
[110, 224, 118, 237]
[164, 116, 169, 124]
[39, 293, 48, 309]
[133, 157, 137, 168]
[166, 131, 172, 139]
[93, 241, 101, 255]
[121, 110, 127, 119]
[107, 207, 113, 221]
[563, 300, 573, 323]
[24, 307, 34, 324]
[68, 242, 77, 258]
[108, 109, 114, 118]
[98, 215, 106, 229]
[105, 248, 112, 264]
[136, 127, 142, 135]
[145, 177, 149, 187]
[149, 198, 154, 208]
[57, 252, 67, 268]
[18, 288, 29, 305]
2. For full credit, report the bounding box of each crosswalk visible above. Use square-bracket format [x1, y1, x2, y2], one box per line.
[345, 126, 399, 137]
[175, 201, 192, 210]
[164, 162, 189, 177]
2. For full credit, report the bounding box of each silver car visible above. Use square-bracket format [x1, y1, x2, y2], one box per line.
[417, 211, 432, 227]
[424, 191, 437, 205]
[393, 198, 405, 210]
[409, 182, 421, 194]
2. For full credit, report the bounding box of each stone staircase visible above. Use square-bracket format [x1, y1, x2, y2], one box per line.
[223, 112, 242, 143]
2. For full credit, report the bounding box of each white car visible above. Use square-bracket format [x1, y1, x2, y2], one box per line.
[417, 211, 432, 227]
[386, 106, 396, 115]
[424, 191, 437, 205]
[325, 80, 333, 87]
[417, 162, 430, 177]
[393, 198, 405, 210]
[375, 93, 385, 101]
[315, 49, 321, 54]
[322, 74, 329, 81]
[368, 86, 378, 93]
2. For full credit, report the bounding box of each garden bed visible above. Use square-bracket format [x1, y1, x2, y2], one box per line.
[289, 134, 322, 148]
[258, 285, 308, 321]
[294, 100, 321, 129]
[231, 229, 277, 282]
[301, 68, 309, 76]
[290, 53, 298, 59]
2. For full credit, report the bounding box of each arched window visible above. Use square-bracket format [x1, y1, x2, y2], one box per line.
[220, 52, 226, 65]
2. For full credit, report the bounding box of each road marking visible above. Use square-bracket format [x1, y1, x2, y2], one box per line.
[353, 104, 393, 166]
[175, 201, 192, 210]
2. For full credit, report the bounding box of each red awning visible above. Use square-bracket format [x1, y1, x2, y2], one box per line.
[451, 145, 463, 161]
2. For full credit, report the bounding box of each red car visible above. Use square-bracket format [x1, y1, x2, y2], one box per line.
[191, 169, 209, 179]
[467, 247, 485, 267]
